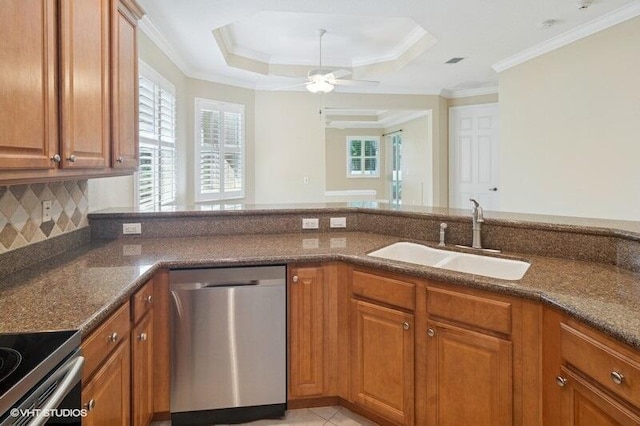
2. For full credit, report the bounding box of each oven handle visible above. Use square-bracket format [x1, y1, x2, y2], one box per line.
[28, 355, 85, 426]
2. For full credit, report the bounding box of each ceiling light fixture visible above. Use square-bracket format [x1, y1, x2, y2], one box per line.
[306, 29, 335, 94]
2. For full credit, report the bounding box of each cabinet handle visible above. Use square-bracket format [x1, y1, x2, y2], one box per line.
[67, 155, 76, 163]
[138, 332, 148, 342]
[403, 322, 410, 330]
[84, 399, 96, 411]
[146, 295, 153, 304]
[556, 376, 568, 387]
[292, 275, 299, 283]
[51, 154, 61, 163]
[116, 157, 124, 163]
[427, 328, 435, 337]
[610, 371, 625, 385]
[107, 332, 119, 343]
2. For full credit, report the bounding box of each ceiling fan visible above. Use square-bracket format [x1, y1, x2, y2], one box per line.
[275, 29, 380, 94]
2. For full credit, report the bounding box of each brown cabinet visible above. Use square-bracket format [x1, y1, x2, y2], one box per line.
[544, 309, 640, 426]
[81, 302, 131, 425]
[349, 267, 416, 425]
[81, 335, 131, 426]
[288, 266, 326, 398]
[0, 0, 143, 182]
[419, 284, 526, 426]
[131, 307, 154, 426]
[425, 319, 512, 426]
[111, 0, 143, 170]
[0, 0, 58, 170]
[350, 299, 415, 425]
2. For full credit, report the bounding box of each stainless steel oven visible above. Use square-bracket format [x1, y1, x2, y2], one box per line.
[0, 331, 83, 426]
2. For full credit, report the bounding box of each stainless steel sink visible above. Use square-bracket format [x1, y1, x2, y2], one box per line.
[368, 242, 530, 280]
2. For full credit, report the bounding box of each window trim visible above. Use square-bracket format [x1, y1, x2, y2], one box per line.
[346, 136, 381, 179]
[194, 97, 246, 202]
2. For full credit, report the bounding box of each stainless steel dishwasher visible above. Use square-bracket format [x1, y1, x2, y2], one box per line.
[169, 265, 286, 425]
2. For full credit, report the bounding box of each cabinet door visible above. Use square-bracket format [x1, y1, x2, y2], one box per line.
[426, 320, 512, 426]
[59, 0, 110, 169]
[351, 299, 414, 425]
[132, 312, 154, 426]
[0, 0, 58, 170]
[289, 266, 325, 398]
[111, 0, 139, 169]
[558, 367, 640, 426]
[82, 337, 131, 426]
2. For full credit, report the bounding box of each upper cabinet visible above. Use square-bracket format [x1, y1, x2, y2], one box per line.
[0, 0, 143, 183]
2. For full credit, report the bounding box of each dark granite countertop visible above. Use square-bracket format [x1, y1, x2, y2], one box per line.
[1, 231, 639, 350]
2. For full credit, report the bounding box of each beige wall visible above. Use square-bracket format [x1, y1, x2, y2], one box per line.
[254, 91, 326, 203]
[325, 128, 386, 197]
[499, 16, 640, 220]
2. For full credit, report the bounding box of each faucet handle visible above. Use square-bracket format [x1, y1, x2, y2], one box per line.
[469, 198, 479, 208]
[440, 223, 448, 230]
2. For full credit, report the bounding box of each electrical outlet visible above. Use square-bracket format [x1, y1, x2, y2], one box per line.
[330, 217, 347, 228]
[302, 218, 319, 229]
[122, 223, 142, 235]
[42, 200, 52, 223]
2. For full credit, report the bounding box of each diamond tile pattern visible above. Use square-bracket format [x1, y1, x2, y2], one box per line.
[0, 180, 88, 253]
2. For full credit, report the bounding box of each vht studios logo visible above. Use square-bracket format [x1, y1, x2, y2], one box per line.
[10, 408, 88, 418]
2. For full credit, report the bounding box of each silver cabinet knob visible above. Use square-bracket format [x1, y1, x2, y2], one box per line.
[146, 295, 153, 304]
[138, 332, 148, 342]
[84, 399, 96, 411]
[51, 154, 61, 163]
[116, 156, 124, 163]
[67, 155, 76, 163]
[292, 275, 299, 283]
[556, 376, 568, 387]
[403, 322, 410, 330]
[611, 371, 625, 385]
[427, 328, 435, 337]
[107, 332, 119, 343]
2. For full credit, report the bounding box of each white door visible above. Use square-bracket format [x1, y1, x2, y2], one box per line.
[449, 104, 499, 211]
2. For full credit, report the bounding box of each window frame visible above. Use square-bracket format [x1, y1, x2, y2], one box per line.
[194, 97, 246, 202]
[346, 136, 381, 178]
[135, 61, 177, 210]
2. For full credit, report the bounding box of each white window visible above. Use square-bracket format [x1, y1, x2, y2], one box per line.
[137, 62, 177, 210]
[347, 136, 380, 178]
[195, 98, 245, 202]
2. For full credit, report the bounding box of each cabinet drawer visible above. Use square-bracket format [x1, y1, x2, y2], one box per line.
[131, 279, 154, 324]
[561, 323, 640, 407]
[81, 302, 131, 382]
[426, 287, 511, 335]
[351, 270, 415, 311]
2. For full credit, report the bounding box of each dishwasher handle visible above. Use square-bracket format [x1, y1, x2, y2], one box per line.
[203, 280, 259, 288]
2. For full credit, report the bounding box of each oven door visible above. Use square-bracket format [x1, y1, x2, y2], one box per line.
[1, 350, 84, 426]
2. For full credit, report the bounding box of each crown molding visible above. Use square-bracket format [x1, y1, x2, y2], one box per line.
[492, 1, 640, 72]
[441, 86, 499, 99]
[138, 16, 192, 77]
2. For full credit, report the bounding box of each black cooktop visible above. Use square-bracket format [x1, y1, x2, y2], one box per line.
[0, 330, 79, 415]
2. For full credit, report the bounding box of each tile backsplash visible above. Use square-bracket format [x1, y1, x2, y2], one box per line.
[0, 180, 88, 254]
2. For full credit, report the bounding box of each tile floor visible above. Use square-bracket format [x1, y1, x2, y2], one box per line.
[151, 406, 378, 425]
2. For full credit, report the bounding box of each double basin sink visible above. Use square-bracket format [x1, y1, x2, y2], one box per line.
[368, 242, 530, 280]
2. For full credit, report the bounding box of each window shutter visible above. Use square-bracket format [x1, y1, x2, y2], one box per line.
[195, 98, 245, 201]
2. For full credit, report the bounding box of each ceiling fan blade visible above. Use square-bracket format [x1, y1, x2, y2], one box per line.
[333, 79, 380, 87]
[331, 69, 352, 79]
[270, 82, 308, 91]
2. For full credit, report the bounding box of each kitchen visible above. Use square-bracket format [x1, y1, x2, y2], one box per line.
[1, 1, 640, 425]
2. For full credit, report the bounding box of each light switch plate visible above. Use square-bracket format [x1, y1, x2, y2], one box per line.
[122, 223, 142, 235]
[42, 200, 52, 223]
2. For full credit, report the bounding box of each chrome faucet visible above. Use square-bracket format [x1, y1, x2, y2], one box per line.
[470, 199, 484, 249]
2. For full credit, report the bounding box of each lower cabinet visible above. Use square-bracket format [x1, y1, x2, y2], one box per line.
[131, 307, 154, 425]
[288, 265, 326, 398]
[544, 308, 640, 426]
[425, 320, 512, 426]
[350, 299, 414, 425]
